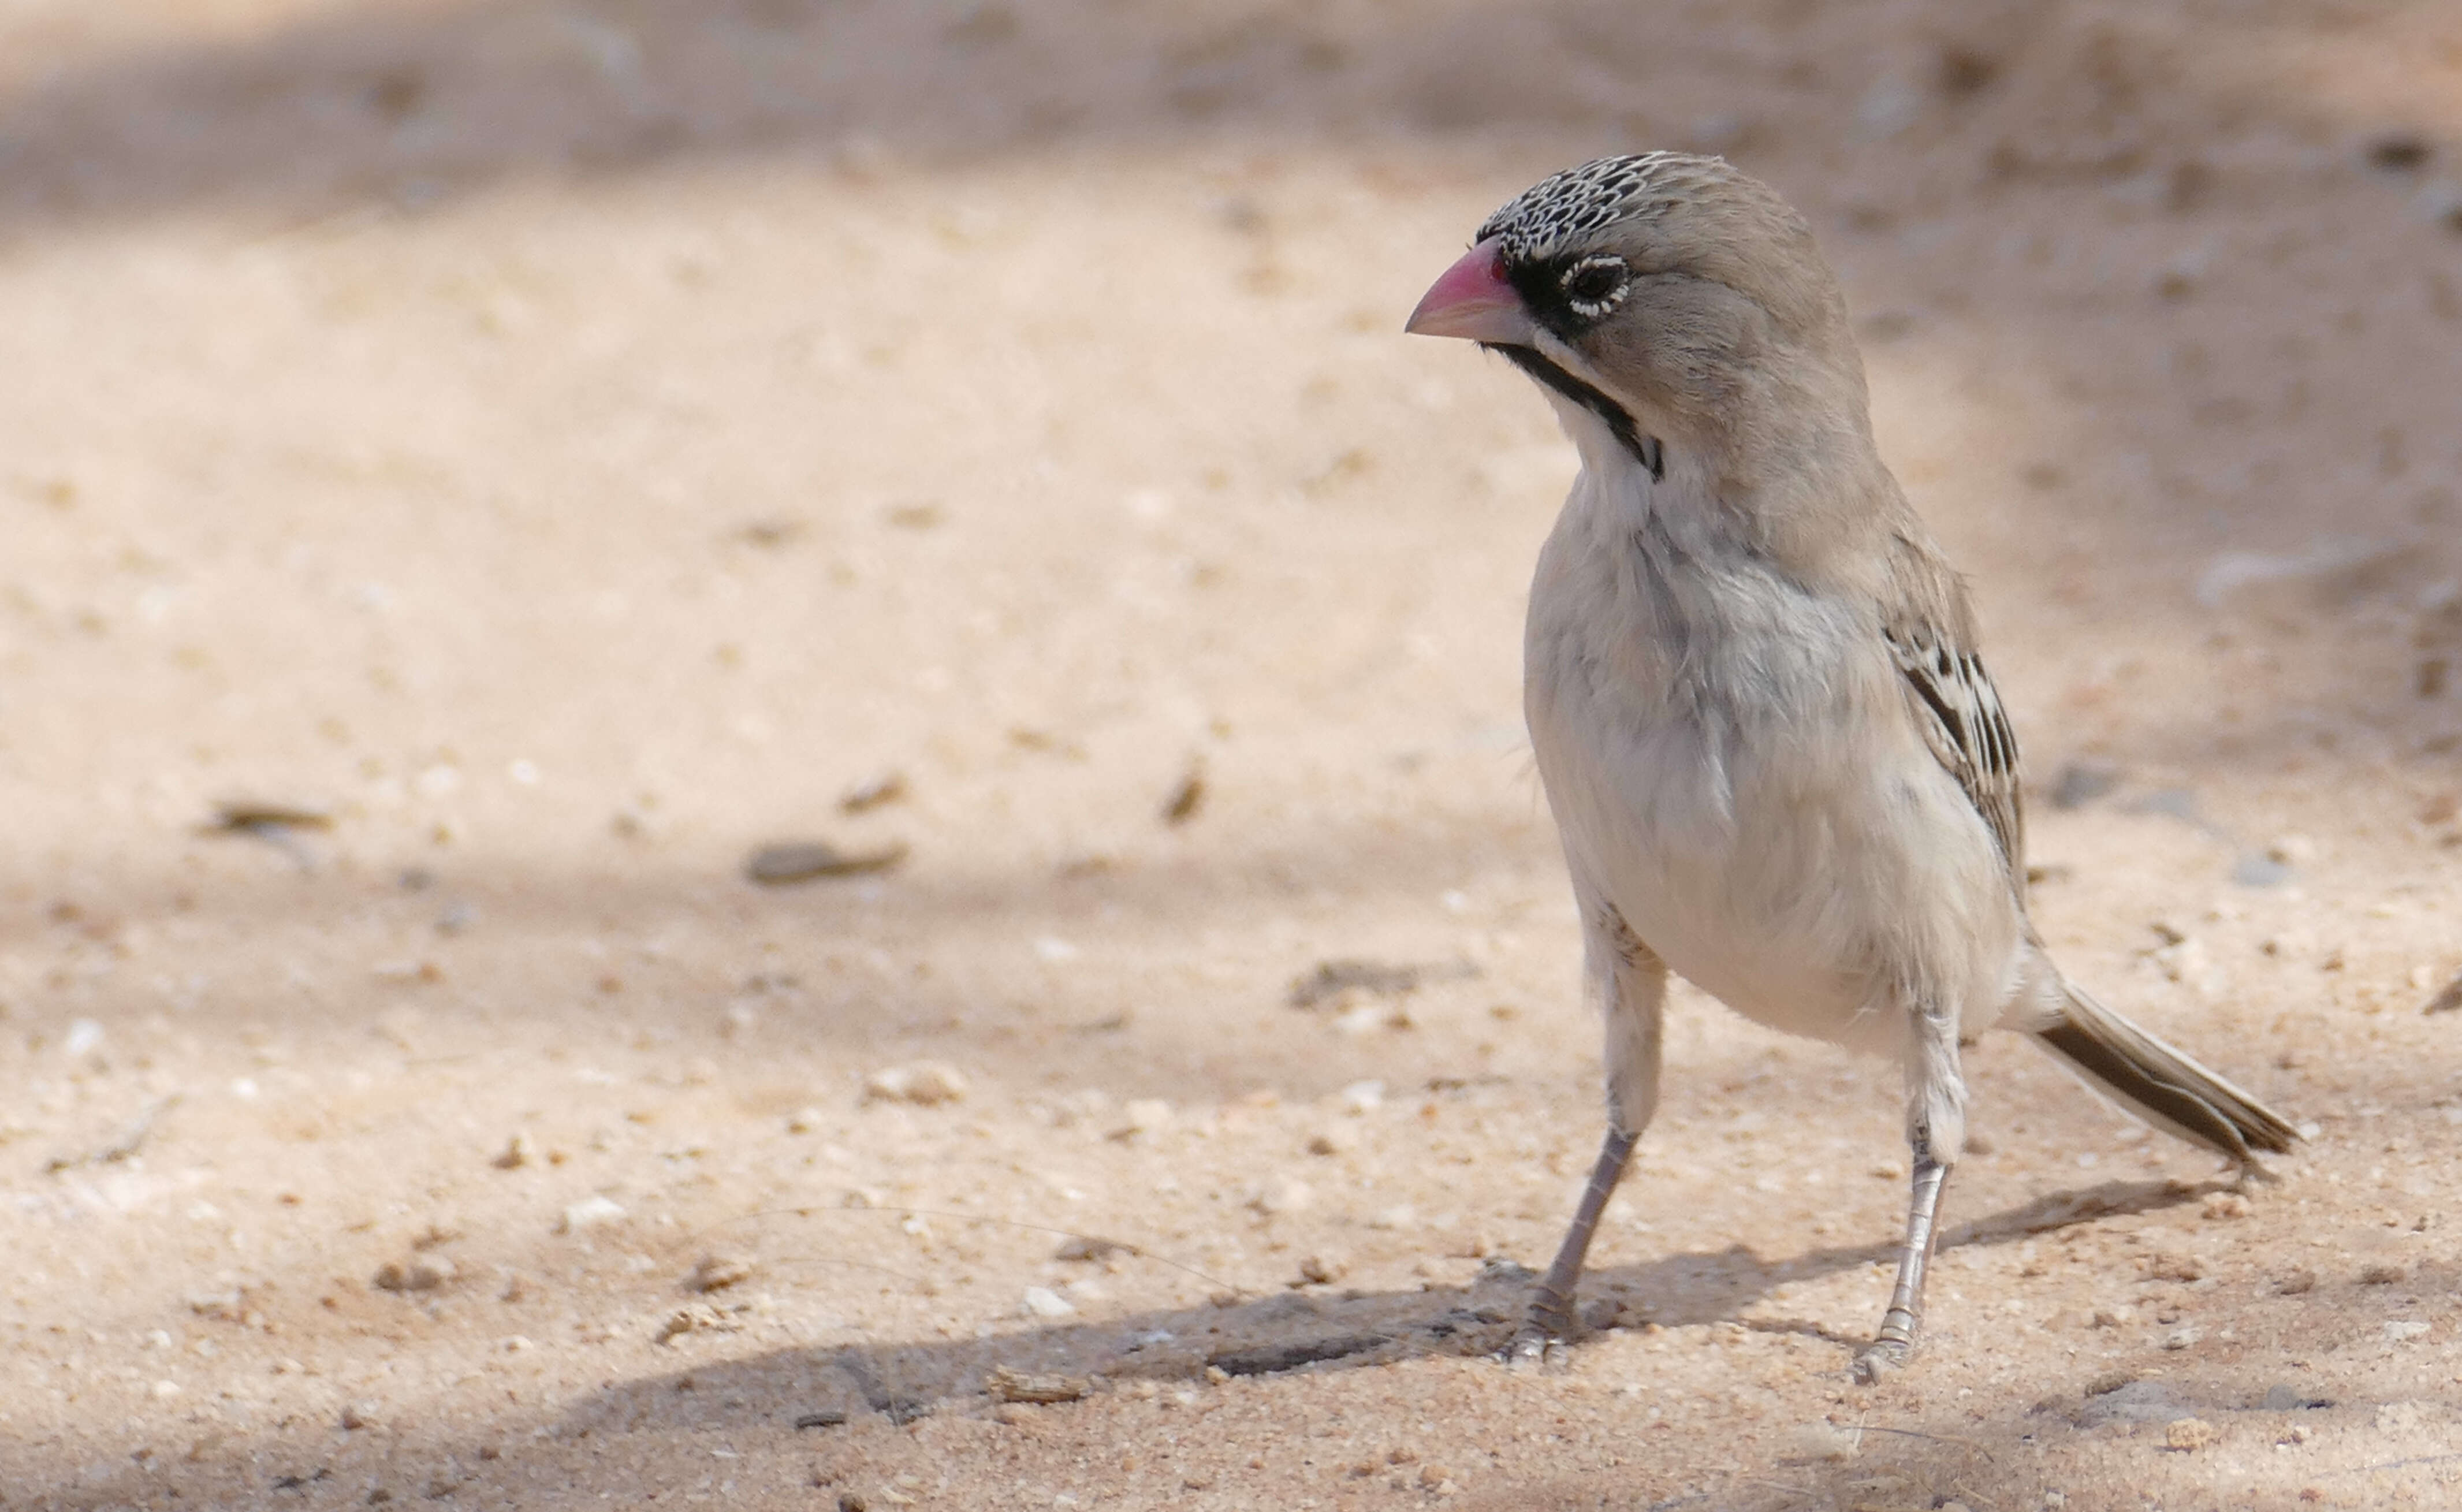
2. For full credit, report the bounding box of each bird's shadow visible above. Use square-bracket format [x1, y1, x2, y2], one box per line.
[558, 1175, 2210, 1439]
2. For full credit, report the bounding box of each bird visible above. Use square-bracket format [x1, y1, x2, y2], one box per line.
[1404, 152, 2300, 1381]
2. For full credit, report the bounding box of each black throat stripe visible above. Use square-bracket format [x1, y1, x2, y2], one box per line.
[1486, 345, 1664, 481]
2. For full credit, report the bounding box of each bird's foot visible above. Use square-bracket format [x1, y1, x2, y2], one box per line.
[1502, 1293, 1577, 1368]
[1850, 1338, 1909, 1385]
[1502, 1327, 1572, 1369]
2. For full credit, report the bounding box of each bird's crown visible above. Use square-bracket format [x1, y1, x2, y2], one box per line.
[1476, 152, 1731, 265]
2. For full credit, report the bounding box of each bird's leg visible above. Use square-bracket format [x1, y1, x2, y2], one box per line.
[1852, 1123, 1953, 1383]
[1513, 1124, 1638, 1357]
[1512, 906, 1663, 1362]
[1854, 999, 1965, 1382]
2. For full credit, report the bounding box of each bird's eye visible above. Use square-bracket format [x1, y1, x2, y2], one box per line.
[1560, 255, 1630, 318]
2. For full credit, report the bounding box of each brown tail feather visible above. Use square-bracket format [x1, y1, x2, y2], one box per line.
[2032, 987, 2300, 1162]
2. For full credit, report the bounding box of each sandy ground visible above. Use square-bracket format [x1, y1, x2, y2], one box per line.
[6, 1, 2462, 1508]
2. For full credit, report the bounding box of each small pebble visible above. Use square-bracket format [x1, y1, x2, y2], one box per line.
[863, 1062, 969, 1106]
[744, 840, 907, 885]
[2367, 132, 2433, 172]
[557, 1196, 627, 1233]
[1160, 762, 1206, 826]
[839, 772, 908, 814]
[208, 798, 336, 832]
[2385, 1320, 2431, 1343]
[1305, 1126, 1358, 1156]
[371, 1258, 452, 1293]
[683, 1254, 756, 1293]
[1249, 1176, 1313, 1216]
[2164, 1417, 2217, 1451]
[1294, 1253, 1349, 1286]
[1021, 1287, 1076, 1319]
[340, 1402, 378, 1431]
[2142, 1252, 2204, 1282]
[987, 1365, 1090, 1403]
[1110, 1098, 1173, 1138]
[655, 1304, 736, 1343]
[490, 1134, 531, 1171]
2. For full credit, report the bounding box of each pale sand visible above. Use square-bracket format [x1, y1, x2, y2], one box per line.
[4, 3, 2461, 1509]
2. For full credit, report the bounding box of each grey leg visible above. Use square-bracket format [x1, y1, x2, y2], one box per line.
[1854, 994, 1966, 1382]
[1513, 902, 1663, 1360]
[1852, 1123, 1953, 1383]
[1513, 1124, 1639, 1355]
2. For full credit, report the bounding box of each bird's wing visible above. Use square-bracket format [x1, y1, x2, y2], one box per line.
[1880, 551, 2025, 876]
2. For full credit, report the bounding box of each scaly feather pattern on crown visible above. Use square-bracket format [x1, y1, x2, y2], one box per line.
[1475, 152, 1744, 265]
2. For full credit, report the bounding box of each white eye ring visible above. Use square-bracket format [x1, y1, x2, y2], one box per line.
[1560, 254, 1630, 318]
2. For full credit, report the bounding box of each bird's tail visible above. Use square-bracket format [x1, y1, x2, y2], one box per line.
[2031, 985, 2301, 1163]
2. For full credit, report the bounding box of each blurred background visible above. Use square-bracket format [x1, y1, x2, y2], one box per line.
[5, 2, 2462, 1508]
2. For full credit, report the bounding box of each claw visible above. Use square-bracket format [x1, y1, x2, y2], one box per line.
[1503, 1290, 1578, 1366]
[1851, 1338, 1908, 1385]
[1503, 1327, 1571, 1369]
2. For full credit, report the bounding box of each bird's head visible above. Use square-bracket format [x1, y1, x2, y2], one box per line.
[1407, 154, 1869, 471]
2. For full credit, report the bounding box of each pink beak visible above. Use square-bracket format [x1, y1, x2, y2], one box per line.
[1405, 236, 1534, 345]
